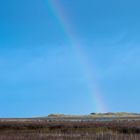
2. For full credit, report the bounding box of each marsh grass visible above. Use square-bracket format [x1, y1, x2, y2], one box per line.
[0, 120, 139, 139]
[0, 130, 140, 140]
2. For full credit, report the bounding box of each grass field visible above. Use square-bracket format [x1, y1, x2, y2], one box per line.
[0, 116, 140, 140]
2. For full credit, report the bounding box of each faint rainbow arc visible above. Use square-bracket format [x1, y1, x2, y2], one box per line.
[47, 0, 108, 113]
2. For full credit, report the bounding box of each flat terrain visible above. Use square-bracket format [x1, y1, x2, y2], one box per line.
[0, 113, 140, 140]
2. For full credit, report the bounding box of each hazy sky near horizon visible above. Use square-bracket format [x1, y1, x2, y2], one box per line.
[0, 0, 140, 117]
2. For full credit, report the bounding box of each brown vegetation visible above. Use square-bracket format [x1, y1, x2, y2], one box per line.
[0, 119, 139, 139]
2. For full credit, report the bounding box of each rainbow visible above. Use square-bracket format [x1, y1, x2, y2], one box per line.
[46, 0, 108, 113]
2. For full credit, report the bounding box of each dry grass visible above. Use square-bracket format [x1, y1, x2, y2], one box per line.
[0, 131, 140, 140]
[0, 119, 139, 139]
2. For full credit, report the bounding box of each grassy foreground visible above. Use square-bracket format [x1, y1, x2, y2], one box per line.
[0, 116, 140, 140]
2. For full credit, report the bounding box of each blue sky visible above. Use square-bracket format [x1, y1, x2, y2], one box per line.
[0, 0, 140, 117]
